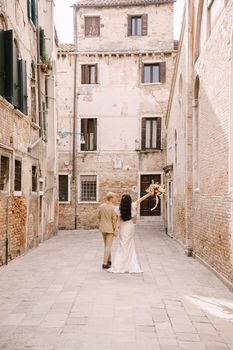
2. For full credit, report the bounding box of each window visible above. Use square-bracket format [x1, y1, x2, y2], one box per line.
[59, 175, 69, 202]
[128, 14, 148, 36]
[80, 175, 97, 202]
[81, 64, 98, 84]
[32, 165, 37, 192]
[81, 118, 97, 151]
[0, 156, 9, 191]
[28, 0, 37, 26]
[14, 159, 22, 192]
[0, 30, 28, 114]
[131, 16, 142, 36]
[85, 17, 100, 37]
[141, 118, 162, 150]
[142, 62, 166, 84]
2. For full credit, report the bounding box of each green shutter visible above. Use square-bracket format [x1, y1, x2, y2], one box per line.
[39, 28, 46, 58]
[4, 30, 19, 107]
[0, 30, 5, 96]
[31, 0, 37, 26]
[18, 59, 28, 115]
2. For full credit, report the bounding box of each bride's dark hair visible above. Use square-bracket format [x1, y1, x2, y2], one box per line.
[120, 194, 132, 222]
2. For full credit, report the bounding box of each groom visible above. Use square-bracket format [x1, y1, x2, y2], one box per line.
[98, 192, 117, 269]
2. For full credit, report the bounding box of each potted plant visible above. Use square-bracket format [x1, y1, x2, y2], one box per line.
[40, 54, 52, 73]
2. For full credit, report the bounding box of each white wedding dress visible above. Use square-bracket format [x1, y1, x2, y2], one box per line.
[108, 203, 143, 273]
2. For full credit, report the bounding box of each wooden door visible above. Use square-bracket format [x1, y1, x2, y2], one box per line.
[140, 174, 161, 216]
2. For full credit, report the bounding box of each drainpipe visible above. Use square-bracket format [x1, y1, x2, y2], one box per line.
[36, 5, 42, 136]
[73, 6, 78, 229]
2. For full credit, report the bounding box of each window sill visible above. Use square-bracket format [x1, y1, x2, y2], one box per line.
[78, 201, 99, 204]
[141, 82, 162, 86]
[80, 83, 100, 86]
[31, 122, 41, 130]
[59, 201, 71, 205]
[79, 150, 98, 154]
[193, 188, 200, 193]
[14, 191, 22, 197]
[0, 190, 10, 195]
[136, 149, 162, 153]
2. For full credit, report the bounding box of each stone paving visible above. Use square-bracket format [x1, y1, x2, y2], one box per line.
[0, 228, 233, 350]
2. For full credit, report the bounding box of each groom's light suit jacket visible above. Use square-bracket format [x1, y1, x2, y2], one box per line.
[98, 203, 117, 234]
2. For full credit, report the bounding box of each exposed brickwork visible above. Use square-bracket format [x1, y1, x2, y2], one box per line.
[166, 0, 233, 284]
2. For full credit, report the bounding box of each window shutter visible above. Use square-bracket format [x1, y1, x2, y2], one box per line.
[93, 119, 97, 150]
[95, 64, 98, 84]
[0, 30, 5, 96]
[4, 30, 19, 107]
[81, 119, 87, 151]
[141, 118, 146, 150]
[156, 117, 162, 149]
[142, 63, 145, 83]
[40, 28, 46, 58]
[142, 14, 148, 36]
[27, 0, 32, 19]
[159, 61, 166, 83]
[127, 15, 132, 36]
[31, 0, 37, 25]
[18, 59, 28, 115]
[81, 65, 88, 84]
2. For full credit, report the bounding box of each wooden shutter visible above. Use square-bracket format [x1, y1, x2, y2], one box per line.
[156, 117, 162, 149]
[0, 30, 5, 96]
[81, 118, 87, 151]
[127, 15, 132, 36]
[18, 59, 28, 115]
[141, 118, 146, 150]
[95, 64, 98, 84]
[159, 61, 166, 83]
[93, 119, 97, 150]
[39, 28, 46, 58]
[81, 65, 88, 84]
[142, 14, 148, 36]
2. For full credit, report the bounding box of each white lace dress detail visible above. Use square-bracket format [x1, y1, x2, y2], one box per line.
[108, 203, 142, 273]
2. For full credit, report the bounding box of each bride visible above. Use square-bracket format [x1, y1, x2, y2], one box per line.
[108, 192, 152, 274]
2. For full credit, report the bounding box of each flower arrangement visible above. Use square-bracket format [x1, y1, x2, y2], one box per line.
[146, 183, 166, 211]
[40, 54, 52, 73]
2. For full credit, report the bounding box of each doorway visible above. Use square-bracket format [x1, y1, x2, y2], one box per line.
[140, 174, 161, 216]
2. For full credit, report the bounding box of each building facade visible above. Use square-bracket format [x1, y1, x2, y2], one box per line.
[166, 0, 233, 284]
[57, 0, 176, 229]
[0, 0, 58, 265]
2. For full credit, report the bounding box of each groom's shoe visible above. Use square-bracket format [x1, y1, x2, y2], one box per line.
[102, 264, 110, 269]
[108, 261, 112, 266]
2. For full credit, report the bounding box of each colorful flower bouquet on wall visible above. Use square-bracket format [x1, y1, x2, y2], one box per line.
[146, 183, 166, 211]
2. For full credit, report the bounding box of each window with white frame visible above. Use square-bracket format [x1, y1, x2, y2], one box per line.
[59, 174, 69, 202]
[0, 155, 10, 191]
[80, 175, 97, 202]
[81, 118, 97, 151]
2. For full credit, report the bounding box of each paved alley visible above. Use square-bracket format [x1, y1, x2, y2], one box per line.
[0, 228, 233, 350]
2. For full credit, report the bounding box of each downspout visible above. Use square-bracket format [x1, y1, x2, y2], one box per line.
[36, 5, 42, 136]
[73, 5, 78, 229]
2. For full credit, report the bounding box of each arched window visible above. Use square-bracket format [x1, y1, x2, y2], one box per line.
[193, 76, 200, 190]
